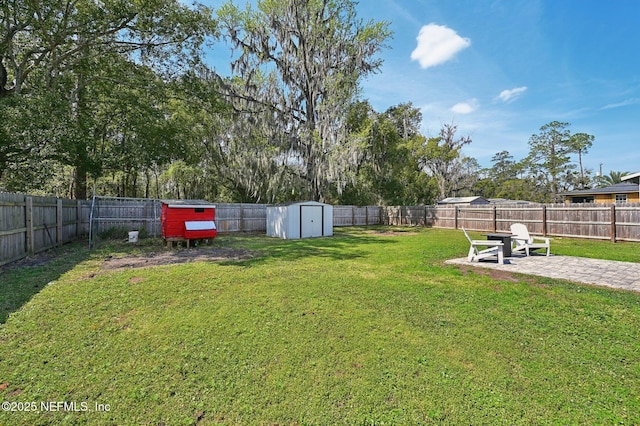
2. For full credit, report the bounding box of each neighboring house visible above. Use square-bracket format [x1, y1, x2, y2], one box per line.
[561, 182, 640, 204]
[438, 196, 490, 206]
[438, 196, 535, 206]
[487, 198, 537, 205]
[622, 171, 640, 185]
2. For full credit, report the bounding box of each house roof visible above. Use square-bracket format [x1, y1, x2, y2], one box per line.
[561, 182, 639, 196]
[438, 196, 535, 205]
[438, 196, 489, 205]
[487, 198, 536, 205]
[622, 171, 640, 183]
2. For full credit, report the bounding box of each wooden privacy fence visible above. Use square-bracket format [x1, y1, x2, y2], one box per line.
[3, 192, 640, 266]
[333, 205, 439, 227]
[87, 198, 269, 237]
[333, 206, 383, 226]
[444, 203, 640, 242]
[215, 203, 268, 233]
[1, 196, 271, 265]
[219, 202, 640, 241]
[0, 193, 88, 266]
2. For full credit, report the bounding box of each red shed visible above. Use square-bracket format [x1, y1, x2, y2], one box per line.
[161, 200, 217, 247]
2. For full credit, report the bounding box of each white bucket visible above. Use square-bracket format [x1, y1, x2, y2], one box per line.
[128, 231, 139, 243]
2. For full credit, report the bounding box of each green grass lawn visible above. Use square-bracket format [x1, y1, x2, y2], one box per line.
[1, 227, 639, 425]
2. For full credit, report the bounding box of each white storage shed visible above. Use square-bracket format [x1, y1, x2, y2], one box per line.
[266, 201, 333, 239]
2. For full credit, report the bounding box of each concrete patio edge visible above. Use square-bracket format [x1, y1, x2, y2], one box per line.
[445, 254, 640, 293]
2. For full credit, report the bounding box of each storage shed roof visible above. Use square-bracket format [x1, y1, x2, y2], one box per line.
[269, 200, 329, 207]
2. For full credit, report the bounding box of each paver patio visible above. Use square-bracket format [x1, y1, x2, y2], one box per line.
[446, 254, 640, 293]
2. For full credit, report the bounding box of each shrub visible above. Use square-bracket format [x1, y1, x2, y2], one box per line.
[97, 226, 134, 240]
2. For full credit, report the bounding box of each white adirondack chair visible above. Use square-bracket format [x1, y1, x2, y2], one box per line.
[462, 228, 504, 263]
[510, 223, 550, 256]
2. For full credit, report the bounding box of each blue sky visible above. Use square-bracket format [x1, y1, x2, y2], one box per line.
[202, 0, 640, 175]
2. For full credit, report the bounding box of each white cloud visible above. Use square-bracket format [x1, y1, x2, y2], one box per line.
[497, 86, 528, 102]
[451, 99, 479, 114]
[410, 23, 471, 69]
[601, 98, 640, 110]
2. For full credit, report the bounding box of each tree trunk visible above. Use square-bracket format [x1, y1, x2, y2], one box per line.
[0, 60, 8, 97]
[578, 150, 585, 188]
[154, 168, 160, 199]
[74, 162, 88, 200]
[132, 172, 138, 198]
[71, 39, 90, 200]
[145, 169, 150, 198]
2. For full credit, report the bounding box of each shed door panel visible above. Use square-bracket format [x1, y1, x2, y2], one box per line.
[301, 206, 323, 238]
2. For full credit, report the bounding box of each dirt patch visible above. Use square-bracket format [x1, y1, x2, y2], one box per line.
[457, 264, 529, 283]
[101, 247, 255, 270]
[1, 251, 56, 270]
[456, 265, 551, 291]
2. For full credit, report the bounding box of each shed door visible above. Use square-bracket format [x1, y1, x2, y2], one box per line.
[300, 205, 323, 238]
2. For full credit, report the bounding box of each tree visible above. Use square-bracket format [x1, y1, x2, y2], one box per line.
[596, 170, 630, 188]
[474, 151, 546, 202]
[0, 92, 64, 187]
[338, 102, 434, 205]
[420, 123, 472, 200]
[217, 0, 391, 201]
[489, 151, 517, 181]
[1, 0, 215, 95]
[1, 0, 217, 198]
[568, 132, 594, 189]
[159, 160, 208, 200]
[474, 151, 516, 198]
[453, 157, 481, 197]
[526, 121, 574, 202]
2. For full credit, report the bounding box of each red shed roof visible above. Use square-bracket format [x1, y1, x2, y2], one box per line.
[161, 199, 216, 208]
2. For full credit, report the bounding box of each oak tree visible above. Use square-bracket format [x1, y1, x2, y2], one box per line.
[217, 0, 390, 201]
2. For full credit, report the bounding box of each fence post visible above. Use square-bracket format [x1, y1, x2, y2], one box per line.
[56, 199, 63, 246]
[25, 196, 34, 255]
[76, 200, 82, 238]
[492, 206, 497, 232]
[611, 204, 616, 242]
[240, 204, 245, 232]
[352, 206, 356, 226]
[541, 205, 547, 236]
[365, 206, 369, 226]
[454, 207, 459, 229]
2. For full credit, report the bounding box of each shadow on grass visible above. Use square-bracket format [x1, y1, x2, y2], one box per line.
[0, 228, 403, 323]
[0, 241, 91, 324]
